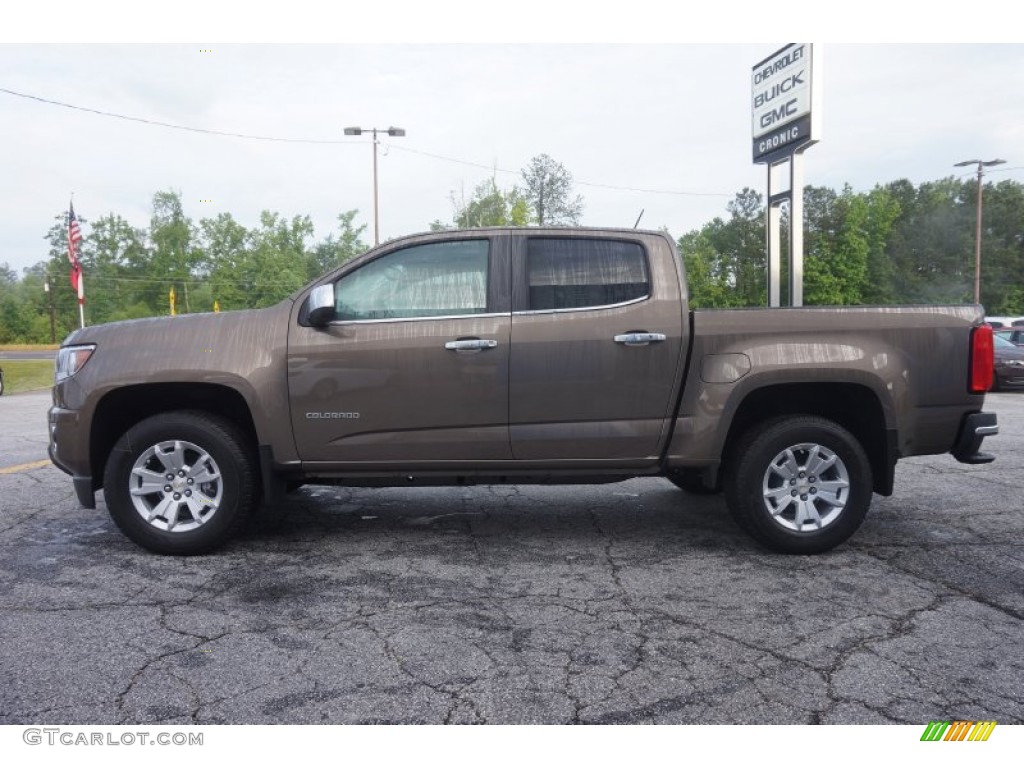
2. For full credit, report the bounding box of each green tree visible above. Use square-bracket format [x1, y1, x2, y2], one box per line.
[975, 179, 1024, 314]
[434, 178, 531, 230]
[459, 178, 527, 228]
[884, 177, 973, 304]
[149, 190, 199, 313]
[17, 263, 59, 343]
[803, 185, 872, 305]
[200, 213, 251, 311]
[307, 210, 368, 279]
[246, 211, 314, 308]
[0, 262, 27, 342]
[721, 188, 767, 305]
[520, 154, 584, 225]
[860, 187, 902, 305]
[88, 214, 150, 322]
[676, 189, 766, 308]
[678, 228, 740, 308]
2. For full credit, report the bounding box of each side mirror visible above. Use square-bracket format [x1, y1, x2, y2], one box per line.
[307, 284, 336, 327]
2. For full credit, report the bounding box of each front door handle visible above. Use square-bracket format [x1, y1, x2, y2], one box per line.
[614, 332, 667, 346]
[445, 339, 498, 351]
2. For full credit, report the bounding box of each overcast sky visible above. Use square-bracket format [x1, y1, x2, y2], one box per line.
[3, 16, 1023, 275]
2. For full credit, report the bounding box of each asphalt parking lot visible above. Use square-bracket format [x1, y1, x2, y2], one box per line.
[1, 390, 1022, 725]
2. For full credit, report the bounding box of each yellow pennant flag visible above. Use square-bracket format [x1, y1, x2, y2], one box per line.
[169, 286, 176, 316]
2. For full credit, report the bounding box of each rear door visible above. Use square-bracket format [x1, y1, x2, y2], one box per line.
[288, 234, 513, 466]
[508, 234, 686, 462]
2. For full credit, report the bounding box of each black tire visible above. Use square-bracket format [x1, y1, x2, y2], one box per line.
[723, 415, 872, 555]
[667, 468, 721, 495]
[102, 410, 257, 555]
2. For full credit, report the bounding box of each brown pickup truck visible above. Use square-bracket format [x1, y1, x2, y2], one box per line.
[48, 227, 998, 556]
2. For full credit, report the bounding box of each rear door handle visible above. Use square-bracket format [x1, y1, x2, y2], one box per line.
[614, 332, 667, 346]
[445, 339, 498, 351]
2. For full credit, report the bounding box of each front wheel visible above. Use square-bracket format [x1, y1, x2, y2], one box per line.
[724, 416, 873, 555]
[103, 410, 257, 555]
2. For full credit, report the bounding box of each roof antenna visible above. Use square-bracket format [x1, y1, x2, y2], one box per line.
[633, 209, 645, 228]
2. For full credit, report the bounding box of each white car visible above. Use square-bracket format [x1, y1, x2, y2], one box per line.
[985, 316, 1024, 328]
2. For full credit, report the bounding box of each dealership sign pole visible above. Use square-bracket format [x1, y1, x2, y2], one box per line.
[752, 43, 822, 307]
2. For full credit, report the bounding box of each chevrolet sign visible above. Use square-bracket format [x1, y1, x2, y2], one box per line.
[752, 43, 821, 163]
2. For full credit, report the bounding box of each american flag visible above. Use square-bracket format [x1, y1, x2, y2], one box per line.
[68, 202, 84, 306]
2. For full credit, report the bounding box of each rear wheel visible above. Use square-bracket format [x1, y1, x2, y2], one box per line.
[724, 415, 872, 554]
[103, 410, 257, 555]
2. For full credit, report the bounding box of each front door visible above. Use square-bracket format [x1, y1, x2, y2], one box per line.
[289, 236, 512, 466]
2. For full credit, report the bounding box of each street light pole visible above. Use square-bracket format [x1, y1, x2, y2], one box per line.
[954, 158, 1006, 305]
[345, 126, 406, 246]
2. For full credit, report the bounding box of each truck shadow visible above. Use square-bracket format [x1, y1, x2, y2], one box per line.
[242, 483, 749, 554]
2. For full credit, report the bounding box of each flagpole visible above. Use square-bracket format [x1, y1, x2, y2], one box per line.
[78, 272, 85, 329]
[68, 195, 86, 328]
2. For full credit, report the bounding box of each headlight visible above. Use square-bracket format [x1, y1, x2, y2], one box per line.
[55, 344, 96, 383]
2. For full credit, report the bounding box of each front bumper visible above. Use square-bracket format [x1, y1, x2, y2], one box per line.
[48, 403, 96, 508]
[951, 411, 998, 464]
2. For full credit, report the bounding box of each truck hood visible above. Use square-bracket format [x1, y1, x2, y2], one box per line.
[63, 304, 286, 347]
[61, 300, 295, 395]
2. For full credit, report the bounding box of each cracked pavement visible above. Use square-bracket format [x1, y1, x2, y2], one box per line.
[1, 390, 1022, 724]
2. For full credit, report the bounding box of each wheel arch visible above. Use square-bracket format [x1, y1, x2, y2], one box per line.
[90, 383, 259, 492]
[720, 381, 896, 496]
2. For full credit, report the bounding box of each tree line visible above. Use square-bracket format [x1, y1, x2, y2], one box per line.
[0, 192, 370, 344]
[0, 154, 585, 342]
[682, 177, 1024, 312]
[1, 161, 1022, 344]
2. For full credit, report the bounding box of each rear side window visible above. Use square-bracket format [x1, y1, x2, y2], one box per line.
[526, 238, 649, 311]
[335, 240, 489, 321]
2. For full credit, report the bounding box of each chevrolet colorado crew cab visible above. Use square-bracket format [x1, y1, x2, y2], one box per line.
[48, 227, 999, 556]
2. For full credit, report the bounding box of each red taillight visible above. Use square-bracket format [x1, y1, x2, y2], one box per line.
[969, 324, 994, 393]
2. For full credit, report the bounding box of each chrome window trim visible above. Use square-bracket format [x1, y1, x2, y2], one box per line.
[512, 294, 650, 317]
[329, 311, 509, 326]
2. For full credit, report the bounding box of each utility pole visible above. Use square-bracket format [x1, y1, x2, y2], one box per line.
[43, 277, 56, 344]
[954, 158, 1006, 304]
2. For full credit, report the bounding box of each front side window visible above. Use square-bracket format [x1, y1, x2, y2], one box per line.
[336, 240, 489, 321]
[526, 238, 649, 311]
